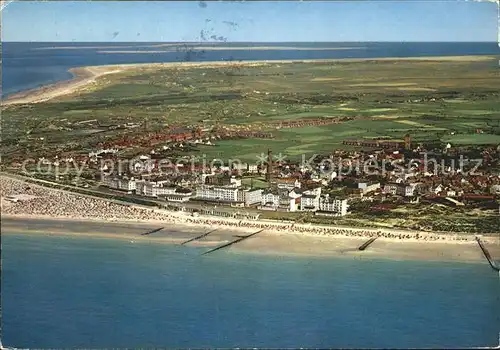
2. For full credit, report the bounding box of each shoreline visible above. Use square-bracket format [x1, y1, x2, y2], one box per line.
[2, 175, 498, 243]
[1, 174, 499, 263]
[2, 66, 123, 106]
[2, 214, 497, 264]
[2, 54, 496, 106]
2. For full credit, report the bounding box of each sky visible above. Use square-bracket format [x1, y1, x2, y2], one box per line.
[2, 1, 498, 42]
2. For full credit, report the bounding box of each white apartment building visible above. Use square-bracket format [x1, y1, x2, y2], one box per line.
[237, 188, 263, 206]
[261, 191, 280, 208]
[300, 186, 322, 211]
[135, 180, 174, 197]
[103, 176, 136, 192]
[195, 186, 239, 202]
[300, 194, 320, 211]
[318, 196, 348, 216]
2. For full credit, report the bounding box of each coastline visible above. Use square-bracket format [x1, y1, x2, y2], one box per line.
[2, 214, 497, 264]
[2, 66, 123, 106]
[2, 55, 496, 106]
[1, 174, 499, 263]
[2, 174, 499, 243]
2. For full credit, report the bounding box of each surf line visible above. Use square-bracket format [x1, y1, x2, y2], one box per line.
[201, 229, 265, 256]
[181, 229, 218, 245]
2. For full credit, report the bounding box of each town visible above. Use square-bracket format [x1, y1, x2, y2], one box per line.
[92, 133, 500, 215]
[2, 58, 499, 234]
[6, 127, 499, 233]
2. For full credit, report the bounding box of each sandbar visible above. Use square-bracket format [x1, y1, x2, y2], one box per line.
[96, 46, 364, 54]
[33, 44, 364, 51]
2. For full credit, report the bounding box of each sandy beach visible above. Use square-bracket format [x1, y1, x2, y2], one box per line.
[2, 55, 496, 106]
[2, 215, 496, 263]
[2, 175, 499, 263]
[2, 66, 123, 106]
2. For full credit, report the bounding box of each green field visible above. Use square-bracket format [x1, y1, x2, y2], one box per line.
[441, 133, 500, 145]
[2, 56, 499, 162]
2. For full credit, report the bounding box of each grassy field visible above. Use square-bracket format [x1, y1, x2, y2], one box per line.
[2, 56, 499, 161]
[241, 177, 269, 189]
[440, 133, 500, 145]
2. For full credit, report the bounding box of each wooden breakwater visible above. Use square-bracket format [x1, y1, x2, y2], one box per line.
[201, 229, 264, 256]
[358, 237, 378, 251]
[140, 227, 164, 236]
[475, 236, 500, 272]
[181, 229, 218, 245]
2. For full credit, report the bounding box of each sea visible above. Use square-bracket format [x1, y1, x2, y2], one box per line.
[2, 230, 500, 349]
[2, 42, 500, 348]
[2, 41, 499, 97]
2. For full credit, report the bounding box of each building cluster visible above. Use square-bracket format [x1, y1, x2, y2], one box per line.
[97, 137, 500, 216]
[21, 128, 500, 217]
[102, 170, 351, 216]
[260, 185, 348, 216]
[308, 141, 500, 208]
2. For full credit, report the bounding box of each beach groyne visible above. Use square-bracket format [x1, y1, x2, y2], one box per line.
[358, 237, 379, 251]
[140, 227, 164, 236]
[181, 229, 218, 245]
[475, 236, 500, 272]
[202, 229, 264, 256]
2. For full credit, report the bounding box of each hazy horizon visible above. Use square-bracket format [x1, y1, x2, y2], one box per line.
[2, 1, 497, 42]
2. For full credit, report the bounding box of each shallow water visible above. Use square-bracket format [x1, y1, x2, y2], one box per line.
[2, 232, 499, 348]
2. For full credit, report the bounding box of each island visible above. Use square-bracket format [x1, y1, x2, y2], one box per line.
[2, 55, 499, 262]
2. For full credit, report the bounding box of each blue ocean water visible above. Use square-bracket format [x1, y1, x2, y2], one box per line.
[2, 41, 499, 97]
[2, 233, 499, 348]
